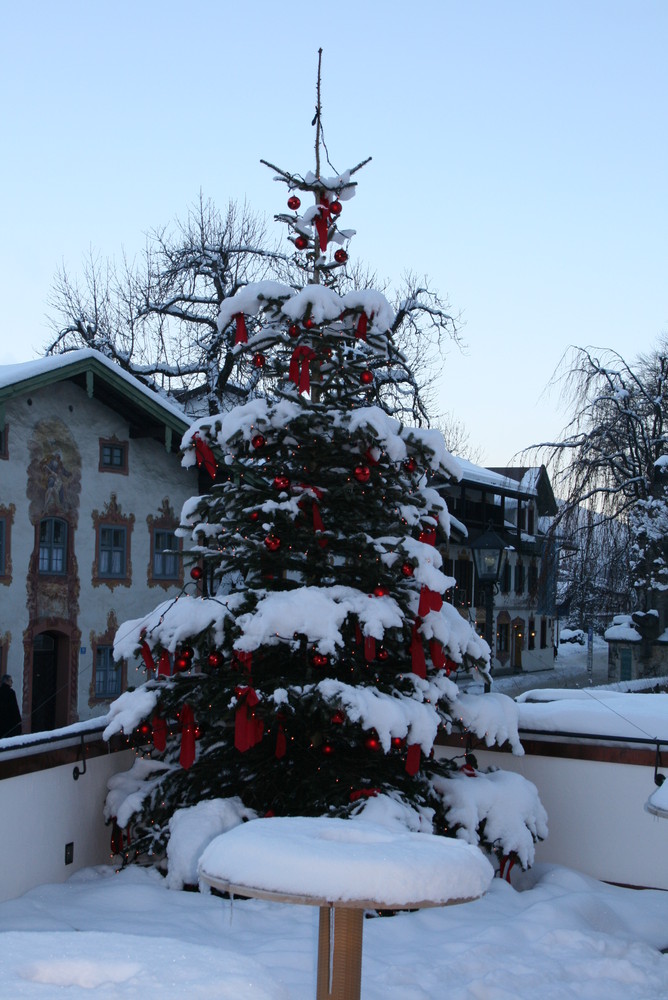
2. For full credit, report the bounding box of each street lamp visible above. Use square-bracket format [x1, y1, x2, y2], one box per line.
[470, 524, 506, 692]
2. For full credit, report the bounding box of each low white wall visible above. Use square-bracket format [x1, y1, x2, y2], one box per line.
[439, 744, 667, 889]
[0, 748, 134, 902]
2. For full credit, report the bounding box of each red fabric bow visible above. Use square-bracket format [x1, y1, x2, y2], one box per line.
[289, 345, 316, 394]
[410, 620, 427, 678]
[193, 433, 217, 480]
[418, 586, 443, 617]
[152, 715, 167, 752]
[275, 722, 287, 759]
[157, 650, 171, 678]
[179, 704, 196, 770]
[234, 686, 264, 752]
[356, 312, 368, 341]
[315, 196, 330, 252]
[364, 635, 376, 662]
[234, 313, 248, 344]
[140, 640, 155, 673]
[430, 641, 447, 670]
[405, 743, 421, 776]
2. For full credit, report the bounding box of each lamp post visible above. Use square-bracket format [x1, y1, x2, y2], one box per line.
[470, 525, 506, 692]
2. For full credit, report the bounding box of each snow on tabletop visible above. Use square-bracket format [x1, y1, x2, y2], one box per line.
[198, 816, 493, 906]
[166, 798, 257, 890]
[515, 690, 668, 741]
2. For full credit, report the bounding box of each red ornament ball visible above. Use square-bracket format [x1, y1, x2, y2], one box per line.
[303, 317, 316, 329]
[401, 562, 415, 578]
[360, 370, 374, 385]
[331, 710, 345, 725]
[174, 655, 190, 672]
[334, 249, 348, 264]
[354, 464, 371, 483]
[249, 510, 259, 522]
[295, 235, 308, 250]
[378, 647, 389, 661]
[404, 457, 417, 474]
[365, 735, 380, 752]
[180, 645, 194, 660]
[253, 352, 265, 368]
[330, 200, 342, 216]
[251, 433, 266, 450]
[391, 736, 405, 749]
[288, 323, 299, 337]
[273, 475, 291, 491]
[139, 722, 151, 738]
[373, 585, 390, 597]
[207, 651, 224, 669]
[264, 534, 281, 552]
[313, 653, 329, 668]
[190, 566, 203, 581]
[322, 743, 334, 755]
[287, 195, 301, 211]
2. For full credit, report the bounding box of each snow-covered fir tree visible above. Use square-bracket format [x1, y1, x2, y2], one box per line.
[104, 139, 546, 884]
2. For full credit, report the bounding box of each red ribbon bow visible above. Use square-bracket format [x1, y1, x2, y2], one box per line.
[315, 195, 330, 252]
[234, 686, 264, 752]
[140, 640, 155, 673]
[233, 313, 248, 344]
[179, 704, 196, 770]
[418, 586, 443, 618]
[193, 433, 217, 480]
[157, 650, 171, 678]
[410, 620, 427, 678]
[405, 743, 421, 776]
[152, 715, 167, 752]
[289, 345, 316, 394]
[356, 312, 368, 341]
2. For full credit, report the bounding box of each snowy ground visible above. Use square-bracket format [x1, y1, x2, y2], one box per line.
[0, 861, 667, 999]
[463, 635, 612, 698]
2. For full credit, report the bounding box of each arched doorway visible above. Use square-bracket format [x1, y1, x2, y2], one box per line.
[31, 630, 70, 732]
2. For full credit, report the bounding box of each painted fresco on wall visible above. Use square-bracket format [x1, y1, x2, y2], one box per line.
[26, 419, 82, 526]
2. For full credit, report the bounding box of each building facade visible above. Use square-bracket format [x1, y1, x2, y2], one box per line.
[0, 351, 194, 732]
[439, 462, 559, 674]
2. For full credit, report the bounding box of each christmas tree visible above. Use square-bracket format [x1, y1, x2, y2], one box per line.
[105, 92, 546, 881]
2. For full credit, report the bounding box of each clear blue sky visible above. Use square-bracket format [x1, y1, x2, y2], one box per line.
[1, 1, 666, 462]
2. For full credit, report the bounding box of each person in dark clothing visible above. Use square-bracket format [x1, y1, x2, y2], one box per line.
[0, 674, 22, 738]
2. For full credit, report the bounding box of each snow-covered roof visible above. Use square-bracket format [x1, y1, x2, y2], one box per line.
[0, 349, 189, 450]
[455, 459, 533, 494]
[0, 348, 188, 422]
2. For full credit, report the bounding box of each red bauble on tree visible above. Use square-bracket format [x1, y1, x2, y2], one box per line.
[401, 562, 414, 577]
[264, 534, 281, 552]
[287, 195, 301, 210]
[334, 249, 348, 264]
[295, 235, 308, 250]
[253, 353, 265, 368]
[331, 710, 345, 725]
[354, 464, 371, 483]
[249, 510, 259, 522]
[312, 652, 329, 668]
[207, 651, 224, 669]
[174, 655, 190, 672]
[330, 200, 342, 216]
[404, 457, 417, 474]
[273, 475, 291, 491]
[373, 585, 389, 597]
[288, 324, 299, 337]
[364, 732, 381, 752]
[360, 370, 373, 385]
[190, 566, 203, 581]
[303, 317, 315, 329]
[378, 647, 389, 661]
[251, 433, 266, 450]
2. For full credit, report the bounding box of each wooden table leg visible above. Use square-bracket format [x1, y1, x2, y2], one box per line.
[316, 905, 364, 1000]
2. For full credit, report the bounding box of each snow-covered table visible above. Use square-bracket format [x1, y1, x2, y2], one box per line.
[199, 816, 493, 1000]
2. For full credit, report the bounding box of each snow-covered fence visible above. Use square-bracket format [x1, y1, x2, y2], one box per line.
[438, 730, 668, 890]
[0, 723, 133, 902]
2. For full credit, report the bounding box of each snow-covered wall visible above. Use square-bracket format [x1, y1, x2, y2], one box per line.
[0, 746, 134, 902]
[438, 743, 667, 889]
